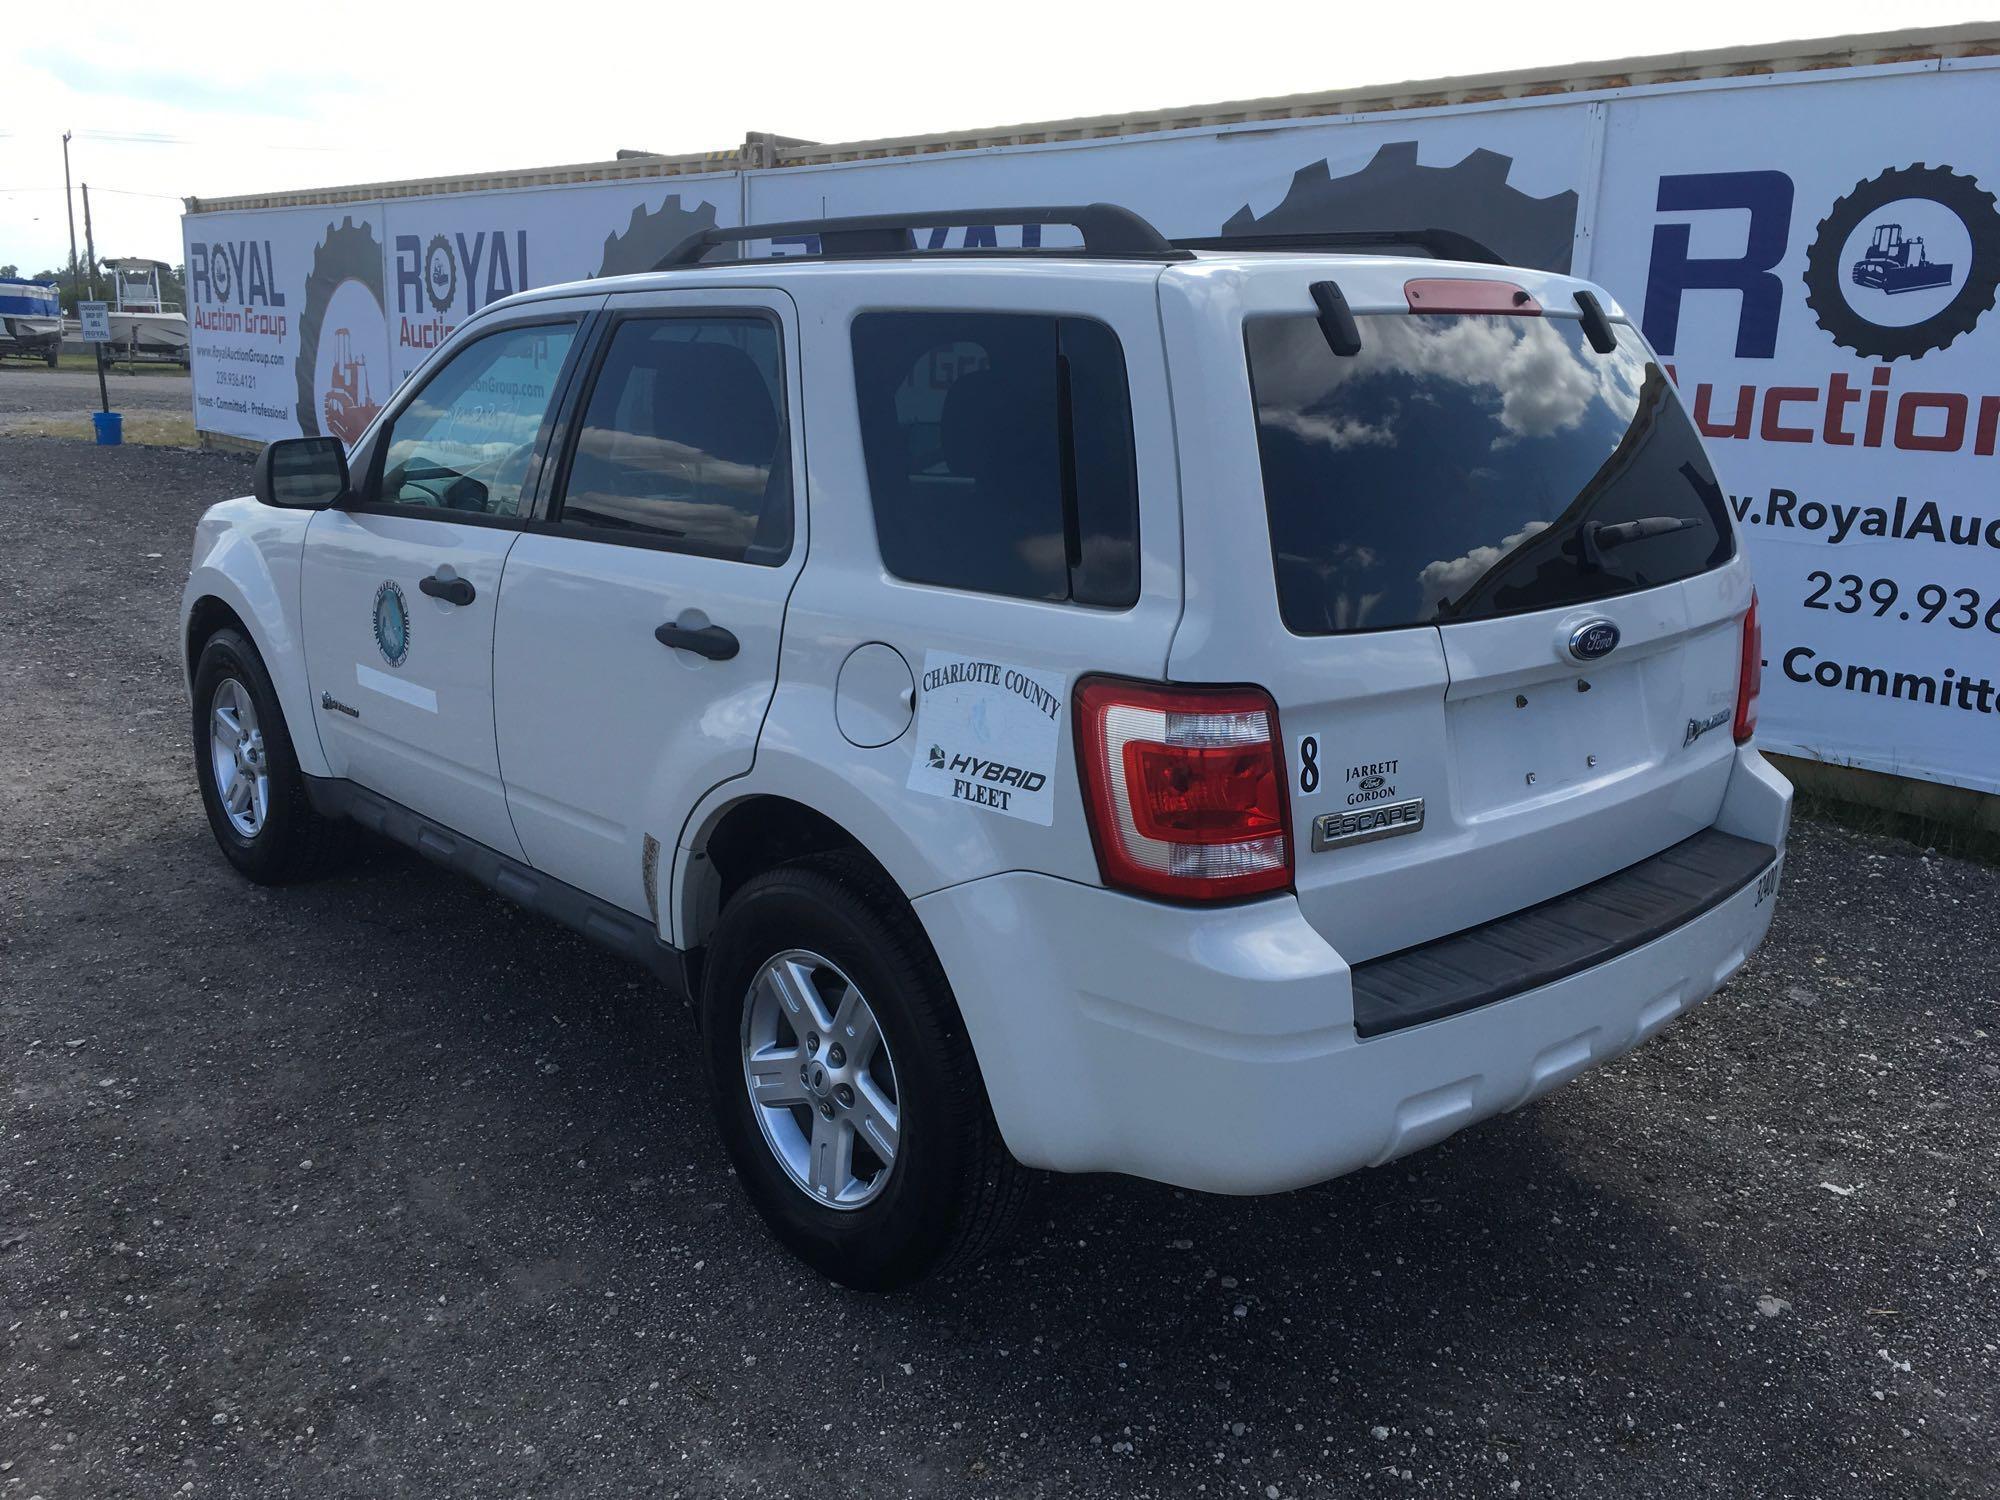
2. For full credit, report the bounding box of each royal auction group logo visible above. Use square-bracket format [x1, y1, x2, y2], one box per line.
[422, 235, 458, 314]
[294, 217, 387, 446]
[1803, 164, 2000, 361]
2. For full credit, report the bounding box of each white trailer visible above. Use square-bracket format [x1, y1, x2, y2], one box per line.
[182, 23, 2000, 797]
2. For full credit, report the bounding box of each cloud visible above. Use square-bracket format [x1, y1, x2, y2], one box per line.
[1257, 405, 1398, 452]
[1365, 315, 1610, 442]
[1253, 308, 1645, 456]
[1415, 520, 1550, 614]
[40, 55, 363, 118]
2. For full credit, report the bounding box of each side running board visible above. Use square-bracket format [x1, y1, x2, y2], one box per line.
[303, 776, 690, 999]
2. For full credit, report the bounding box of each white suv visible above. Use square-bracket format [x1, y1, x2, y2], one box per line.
[181, 206, 1790, 1289]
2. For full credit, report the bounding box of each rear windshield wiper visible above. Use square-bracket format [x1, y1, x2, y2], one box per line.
[1581, 515, 1697, 569]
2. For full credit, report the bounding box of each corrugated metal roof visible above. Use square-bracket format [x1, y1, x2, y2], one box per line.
[185, 22, 1999, 216]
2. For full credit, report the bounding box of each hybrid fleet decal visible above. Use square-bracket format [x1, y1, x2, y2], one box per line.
[907, 652, 1062, 825]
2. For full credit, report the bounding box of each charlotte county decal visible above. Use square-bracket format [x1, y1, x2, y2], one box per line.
[907, 652, 1063, 826]
[373, 580, 411, 667]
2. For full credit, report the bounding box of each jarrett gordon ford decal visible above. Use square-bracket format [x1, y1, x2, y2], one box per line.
[907, 652, 1063, 826]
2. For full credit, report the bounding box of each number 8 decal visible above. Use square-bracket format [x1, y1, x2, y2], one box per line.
[1297, 733, 1321, 795]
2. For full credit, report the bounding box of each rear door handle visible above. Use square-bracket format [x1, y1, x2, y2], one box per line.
[653, 623, 739, 661]
[420, 573, 476, 606]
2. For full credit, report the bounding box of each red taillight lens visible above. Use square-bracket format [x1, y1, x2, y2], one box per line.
[1734, 591, 1762, 744]
[1075, 677, 1292, 902]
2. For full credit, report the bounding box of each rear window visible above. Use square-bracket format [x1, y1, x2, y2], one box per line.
[851, 311, 1139, 607]
[1244, 312, 1733, 635]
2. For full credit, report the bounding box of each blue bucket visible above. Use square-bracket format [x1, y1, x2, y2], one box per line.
[92, 411, 124, 446]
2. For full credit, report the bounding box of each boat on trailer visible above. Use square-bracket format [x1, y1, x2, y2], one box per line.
[100, 258, 190, 364]
[0, 277, 63, 365]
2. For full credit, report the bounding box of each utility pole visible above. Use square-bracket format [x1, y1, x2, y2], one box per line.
[82, 182, 109, 410]
[61, 130, 81, 314]
[81, 182, 98, 301]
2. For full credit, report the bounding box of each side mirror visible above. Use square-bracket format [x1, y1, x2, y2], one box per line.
[254, 436, 349, 509]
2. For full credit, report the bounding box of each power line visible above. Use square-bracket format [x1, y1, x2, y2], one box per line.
[0, 188, 184, 203]
[73, 128, 341, 152]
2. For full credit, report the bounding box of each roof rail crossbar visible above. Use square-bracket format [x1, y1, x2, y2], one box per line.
[655, 203, 1189, 269]
[1172, 228, 1510, 267]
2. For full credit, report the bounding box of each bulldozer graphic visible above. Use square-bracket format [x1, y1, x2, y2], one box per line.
[322, 327, 382, 446]
[1850, 223, 1954, 295]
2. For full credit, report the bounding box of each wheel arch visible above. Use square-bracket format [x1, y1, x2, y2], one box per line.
[675, 792, 899, 959]
[181, 514, 329, 779]
[184, 593, 253, 682]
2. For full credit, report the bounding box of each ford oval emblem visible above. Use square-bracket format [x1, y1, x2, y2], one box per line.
[1568, 619, 1620, 662]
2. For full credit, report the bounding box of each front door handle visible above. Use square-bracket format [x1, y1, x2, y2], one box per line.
[654, 622, 739, 661]
[420, 573, 476, 606]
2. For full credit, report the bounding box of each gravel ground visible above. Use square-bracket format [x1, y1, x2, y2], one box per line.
[2, 436, 1995, 1500]
[0, 367, 192, 431]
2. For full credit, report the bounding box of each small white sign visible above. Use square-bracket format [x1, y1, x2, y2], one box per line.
[907, 651, 1064, 826]
[78, 301, 111, 343]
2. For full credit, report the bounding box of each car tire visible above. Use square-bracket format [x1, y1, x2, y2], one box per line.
[191, 628, 350, 884]
[699, 852, 1032, 1290]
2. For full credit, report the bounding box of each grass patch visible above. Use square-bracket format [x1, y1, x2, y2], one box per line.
[2, 413, 199, 447]
[1791, 785, 2000, 867]
[51, 351, 189, 376]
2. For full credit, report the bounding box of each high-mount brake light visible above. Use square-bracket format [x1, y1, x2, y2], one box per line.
[1403, 278, 1542, 315]
[1074, 677, 1292, 902]
[1735, 591, 1762, 744]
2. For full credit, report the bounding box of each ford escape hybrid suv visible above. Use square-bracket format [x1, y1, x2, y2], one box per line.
[181, 206, 1790, 1289]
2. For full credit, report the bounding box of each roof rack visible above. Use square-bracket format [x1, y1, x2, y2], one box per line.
[655, 203, 1191, 269]
[1172, 228, 1509, 266]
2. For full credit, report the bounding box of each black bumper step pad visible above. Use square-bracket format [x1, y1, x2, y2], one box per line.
[1350, 828, 1777, 1039]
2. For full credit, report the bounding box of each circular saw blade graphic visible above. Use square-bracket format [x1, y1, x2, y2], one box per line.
[595, 196, 721, 277]
[294, 216, 385, 441]
[1222, 143, 1579, 273]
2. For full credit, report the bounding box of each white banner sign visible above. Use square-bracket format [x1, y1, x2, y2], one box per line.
[182, 176, 737, 449]
[183, 58, 2000, 794]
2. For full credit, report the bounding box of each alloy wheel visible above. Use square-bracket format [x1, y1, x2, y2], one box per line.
[208, 677, 269, 839]
[740, 948, 901, 1209]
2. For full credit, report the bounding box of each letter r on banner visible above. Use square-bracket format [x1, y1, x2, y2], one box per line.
[1642, 170, 1795, 359]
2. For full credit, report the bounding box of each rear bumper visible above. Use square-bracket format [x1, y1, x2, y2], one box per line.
[915, 746, 1791, 1194]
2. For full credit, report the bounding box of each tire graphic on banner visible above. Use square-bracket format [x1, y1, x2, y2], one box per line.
[1220, 142, 1580, 273]
[421, 234, 458, 314]
[1803, 164, 2000, 361]
[294, 218, 388, 444]
[594, 196, 720, 277]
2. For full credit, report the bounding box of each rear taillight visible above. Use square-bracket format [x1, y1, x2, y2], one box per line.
[1734, 591, 1762, 744]
[1074, 677, 1292, 902]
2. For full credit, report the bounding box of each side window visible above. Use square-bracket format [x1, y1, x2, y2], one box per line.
[555, 315, 791, 563]
[851, 312, 1139, 606]
[376, 322, 577, 519]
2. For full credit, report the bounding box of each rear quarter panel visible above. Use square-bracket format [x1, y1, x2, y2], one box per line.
[669, 262, 1187, 942]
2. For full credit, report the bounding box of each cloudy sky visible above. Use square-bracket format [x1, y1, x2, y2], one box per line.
[1, 0, 1986, 278]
